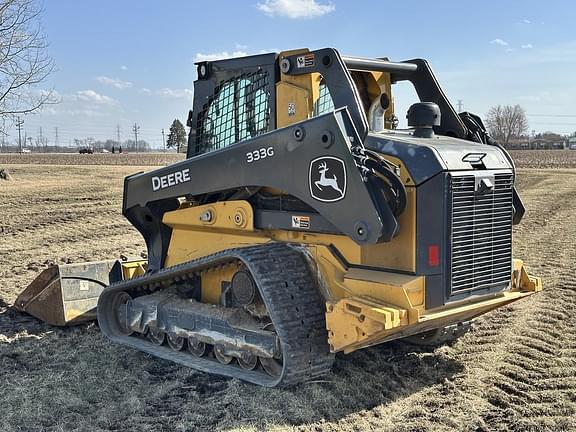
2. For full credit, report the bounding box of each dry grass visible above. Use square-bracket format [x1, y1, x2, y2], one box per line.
[0, 156, 575, 431]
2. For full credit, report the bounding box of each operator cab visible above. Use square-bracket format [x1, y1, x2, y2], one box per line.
[186, 49, 492, 160]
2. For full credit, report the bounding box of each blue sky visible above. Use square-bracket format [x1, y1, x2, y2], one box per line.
[10, 0, 576, 148]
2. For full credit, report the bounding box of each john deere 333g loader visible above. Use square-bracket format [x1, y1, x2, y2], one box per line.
[16, 48, 541, 386]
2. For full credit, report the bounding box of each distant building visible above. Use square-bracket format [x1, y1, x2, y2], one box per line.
[508, 137, 568, 150]
[531, 139, 566, 150]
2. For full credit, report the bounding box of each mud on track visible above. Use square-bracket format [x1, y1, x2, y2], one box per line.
[0, 162, 574, 432]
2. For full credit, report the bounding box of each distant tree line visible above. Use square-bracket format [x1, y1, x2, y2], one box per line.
[0, 118, 190, 153]
[0, 137, 152, 153]
[484, 104, 574, 149]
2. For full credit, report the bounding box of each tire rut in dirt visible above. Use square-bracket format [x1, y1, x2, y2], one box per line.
[461, 175, 576, 430]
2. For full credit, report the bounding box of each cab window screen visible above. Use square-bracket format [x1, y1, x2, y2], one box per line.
[313, 77, 335, 116]
[195, 70, 270, 155]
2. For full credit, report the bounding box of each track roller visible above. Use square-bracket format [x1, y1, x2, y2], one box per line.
[214, 345, 233, 364]
[147, 327, 165, 345]
[167, 333, 185, 351]
[187, 338, 208, 357]
[238, 352, 258, 370]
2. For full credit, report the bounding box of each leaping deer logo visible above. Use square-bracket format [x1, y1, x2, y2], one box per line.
[314, 161, 343, 196]
[309, 156, 347, 202]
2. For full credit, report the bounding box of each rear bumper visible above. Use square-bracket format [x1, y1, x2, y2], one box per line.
[326, 259, 542, 354]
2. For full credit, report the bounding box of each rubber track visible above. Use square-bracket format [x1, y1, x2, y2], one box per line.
[98, 243, 334, 387]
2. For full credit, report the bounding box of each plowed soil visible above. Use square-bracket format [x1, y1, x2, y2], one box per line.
[0, 152, 184, 166]
[0, 155, 574, 432]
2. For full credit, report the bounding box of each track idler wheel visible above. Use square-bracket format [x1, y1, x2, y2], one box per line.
[260, 356, 283, 377]
[259, 323, 283, 377]
[112, 292, 133, 336]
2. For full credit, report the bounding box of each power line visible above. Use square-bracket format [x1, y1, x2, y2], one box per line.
[161, 128, 166, 152]
[527, 114, 576, 118]
[6, 122, 167, 146]
[530, 121, 576, 126]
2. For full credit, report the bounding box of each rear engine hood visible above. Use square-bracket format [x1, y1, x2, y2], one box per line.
[365, 132, 512, 185]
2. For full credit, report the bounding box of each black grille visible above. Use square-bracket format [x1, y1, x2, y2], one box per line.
[448, 172, 513, 296]
[194, 70, 271, 155]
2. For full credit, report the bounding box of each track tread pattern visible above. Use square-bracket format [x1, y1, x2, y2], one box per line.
[98, 242, 334, 387]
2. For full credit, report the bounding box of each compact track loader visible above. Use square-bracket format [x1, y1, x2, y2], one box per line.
[16, 48, 542, 386]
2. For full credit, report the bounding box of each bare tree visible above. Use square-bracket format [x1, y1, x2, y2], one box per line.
[0, 0, 57, 118]
[485, 104, 529, 146]
[35, 132, 46, 149]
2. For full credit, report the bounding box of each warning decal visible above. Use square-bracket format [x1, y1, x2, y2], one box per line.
[291, 215, 310, 229]
[296, 53, 315, 68]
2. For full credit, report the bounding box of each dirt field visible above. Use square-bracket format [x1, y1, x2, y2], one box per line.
[509, 149, 576, 169]
[1, 148, 576, 168]
[0, 154, 575, 432]
[0, 152, 185, 166]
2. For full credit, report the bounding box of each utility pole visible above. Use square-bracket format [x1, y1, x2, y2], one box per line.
[116, 124, 121, 151]
[1, 118, 5, 151]
[133, 123, 140, 152]
[161, 128, 166, 152]
[16, 117, 24, 153]
[54, 127, 59, 148]
[457, 99, 464, 112]
[39, 127, 44, 152]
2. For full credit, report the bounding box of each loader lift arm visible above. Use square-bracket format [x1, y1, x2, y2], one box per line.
[279, 49, 469, 140]
[123, 109, 400, 271]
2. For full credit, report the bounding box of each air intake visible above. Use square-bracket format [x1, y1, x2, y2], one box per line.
[407, 102, 441, 138]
